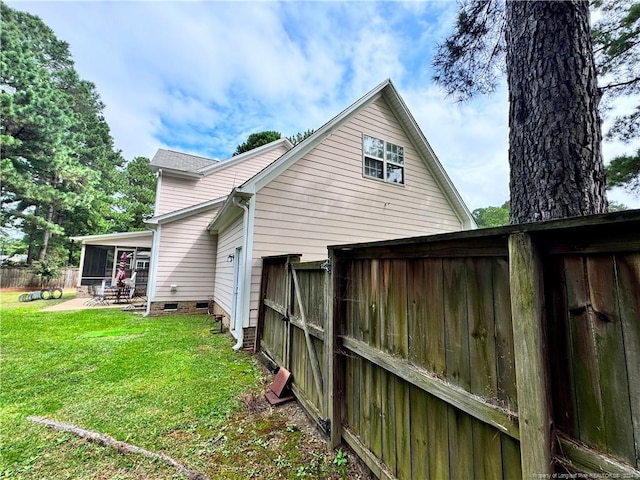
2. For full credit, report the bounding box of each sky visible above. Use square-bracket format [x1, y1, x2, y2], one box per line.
[7, 0, 639, 211]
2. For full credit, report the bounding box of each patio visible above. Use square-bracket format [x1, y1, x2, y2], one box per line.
[42, 296, 146, 312]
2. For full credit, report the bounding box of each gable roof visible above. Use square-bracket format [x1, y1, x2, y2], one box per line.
[146, 196, 228, 227]
[232, 79, 475, 229]
[150, 149, 218, 173]
[150, 139, 294, 180]
[197, 138, 293, 176]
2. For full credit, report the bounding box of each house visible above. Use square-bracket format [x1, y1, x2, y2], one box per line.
[73, 79, 475, 349]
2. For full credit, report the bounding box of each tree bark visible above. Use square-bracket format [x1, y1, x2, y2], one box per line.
[506, 0, 608, 224]
[39, 204, 55, 261]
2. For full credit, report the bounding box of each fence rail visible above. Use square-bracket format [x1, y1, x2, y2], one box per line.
[0, 267, 78, 289]
[257, 210, 640, 479]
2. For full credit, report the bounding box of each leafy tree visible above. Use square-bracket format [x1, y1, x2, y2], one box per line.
[472, 201, 510, 228]
[233, 131, 281, 156]
[120, 156, 157, 230]
[288, 129, 315, 146]
[605, 149, 640, 195]
[608, 200, 629, 212]
[434, 0, 627, 223]
[594, 2, 640, 195]
[31, 255, 62, 287]
[0, 3, 124, 263]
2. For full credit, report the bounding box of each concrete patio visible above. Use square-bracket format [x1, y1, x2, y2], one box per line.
[43, 296, 146, 312]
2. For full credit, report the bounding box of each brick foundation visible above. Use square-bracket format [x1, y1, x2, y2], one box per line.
[243, 327, 257, 351]
[76, 286, 90, 298]
[148, 300, 210, 316]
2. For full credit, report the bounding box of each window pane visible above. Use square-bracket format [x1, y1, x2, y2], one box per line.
[364, 157, 384, 179]
[364, 135, 384, 159]
[386, 142, 404, 165]
[386, 164, 404, 184]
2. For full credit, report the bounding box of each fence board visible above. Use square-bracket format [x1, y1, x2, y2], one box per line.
[615, 254, 640, 468]
[394, 375, 411, 480]
[493, 256, 518, 411]
[472, 418, 503, 480]
[0, 267, 78, 289]
[586, 256, 635, 462]
[443, 259, 470, 389]
[342, 337, 519, 439]
[509, 233, 552, 478]
[382, 369, 397, 476]
[408, 384, 428, 480]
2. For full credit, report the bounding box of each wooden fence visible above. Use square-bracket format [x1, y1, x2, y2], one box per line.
[257, 255, 332, 427]
[257, 210, 640, 479]
[0, 267, 78, 289]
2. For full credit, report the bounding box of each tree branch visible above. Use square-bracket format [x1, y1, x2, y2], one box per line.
[601, 76, 640, 90]
[27, 416, 209, 480]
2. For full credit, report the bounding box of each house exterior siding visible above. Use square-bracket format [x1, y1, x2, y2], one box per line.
[247, 96, 463, 326]
[152, 209, 219, 303]
[213, 214, 243, 315]
[155, 145, 288, 215]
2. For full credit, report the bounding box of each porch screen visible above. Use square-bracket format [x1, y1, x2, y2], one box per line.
[82, 245, 114, 283]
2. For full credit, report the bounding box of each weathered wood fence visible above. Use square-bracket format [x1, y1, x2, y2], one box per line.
[0, 267, 78, 289]
[257, 210, 640, 479]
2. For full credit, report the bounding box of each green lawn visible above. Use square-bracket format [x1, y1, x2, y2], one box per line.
[0, 291, 360, 479]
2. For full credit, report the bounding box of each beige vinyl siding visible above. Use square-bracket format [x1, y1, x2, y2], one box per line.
[213, 215, 243, 314]
[156, 146, 288, 215]
[246, 95, 463, 325]
[154, 210, 219, 302]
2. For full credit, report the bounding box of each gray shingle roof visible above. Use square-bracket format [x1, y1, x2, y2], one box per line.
[150, 149, 218, 172]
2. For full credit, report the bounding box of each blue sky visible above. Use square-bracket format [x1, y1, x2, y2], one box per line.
[8, 0, 639, 211]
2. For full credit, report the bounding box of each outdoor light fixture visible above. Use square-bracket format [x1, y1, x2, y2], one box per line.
[227, 254, 235, 263]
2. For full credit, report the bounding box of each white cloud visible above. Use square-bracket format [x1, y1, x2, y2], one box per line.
[403, 83, 510, 210]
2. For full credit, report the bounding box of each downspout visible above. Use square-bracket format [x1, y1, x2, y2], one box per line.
[145, 226, 160, 317]
[232, 195, 250, 351]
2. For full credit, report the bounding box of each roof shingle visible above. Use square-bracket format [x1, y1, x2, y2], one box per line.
[150, 149, 218, 172]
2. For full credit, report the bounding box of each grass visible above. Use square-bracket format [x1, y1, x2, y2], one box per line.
[0, 291, 364, 479]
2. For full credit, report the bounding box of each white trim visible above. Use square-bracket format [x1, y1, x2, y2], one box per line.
[153, 167, 203, 179]
[77, 244, 87, 287]
[70, 230, 152, 243]
[207, 190, 252, 233]
[197, 138, 293, 176]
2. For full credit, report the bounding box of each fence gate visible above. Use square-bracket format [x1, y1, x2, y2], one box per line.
[257, 255, 332, 432]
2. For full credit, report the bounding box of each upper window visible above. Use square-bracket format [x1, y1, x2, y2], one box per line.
[363, 134, 404, 185]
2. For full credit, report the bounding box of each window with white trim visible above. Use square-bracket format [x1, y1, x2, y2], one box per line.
[363, 134, 404, 185]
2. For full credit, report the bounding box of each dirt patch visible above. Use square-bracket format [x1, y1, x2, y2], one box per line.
[225, 392, 372, 480]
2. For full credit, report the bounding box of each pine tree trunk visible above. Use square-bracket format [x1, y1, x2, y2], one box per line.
[39, 204, 55, 261]
[506, 0, 608, 224]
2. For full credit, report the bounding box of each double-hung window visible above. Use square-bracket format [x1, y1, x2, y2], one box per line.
[363, 134, 404, 185]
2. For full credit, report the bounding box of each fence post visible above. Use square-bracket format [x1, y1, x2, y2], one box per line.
[508, 232, 552, 478]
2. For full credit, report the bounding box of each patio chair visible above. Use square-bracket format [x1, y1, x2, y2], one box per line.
[84, 284, 107, 306]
